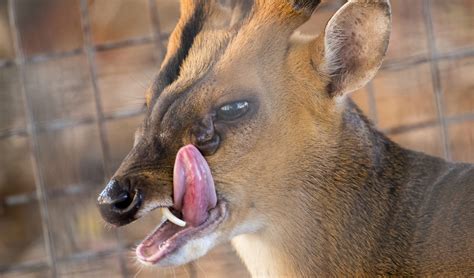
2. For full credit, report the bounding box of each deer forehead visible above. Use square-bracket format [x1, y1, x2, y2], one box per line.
[171, 26, 292, 91]
[148, 1, 316, 106]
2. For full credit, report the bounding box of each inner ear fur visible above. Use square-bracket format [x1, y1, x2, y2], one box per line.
[313, 0, 391, 97]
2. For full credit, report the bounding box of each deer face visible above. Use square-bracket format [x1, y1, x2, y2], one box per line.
[97, 0, 391, 267]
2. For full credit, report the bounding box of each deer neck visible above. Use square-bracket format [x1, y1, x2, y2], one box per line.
[232, 101, 448, 276]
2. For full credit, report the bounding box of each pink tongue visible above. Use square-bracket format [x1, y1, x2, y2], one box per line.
[173, 145, 217, 227]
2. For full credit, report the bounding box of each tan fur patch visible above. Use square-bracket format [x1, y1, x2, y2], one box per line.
[145, 87, 153, 107]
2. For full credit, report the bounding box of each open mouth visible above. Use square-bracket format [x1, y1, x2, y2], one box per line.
[136, 144, 226, 264]
[136, 202, 227, 264]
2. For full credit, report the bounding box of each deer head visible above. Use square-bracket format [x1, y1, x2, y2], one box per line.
[97, 0, 391, 273]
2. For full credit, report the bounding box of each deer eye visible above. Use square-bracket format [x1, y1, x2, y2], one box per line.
[216, 101, 249, 121]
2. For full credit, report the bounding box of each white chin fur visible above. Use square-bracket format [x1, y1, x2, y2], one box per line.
[139, 233, 219, 267]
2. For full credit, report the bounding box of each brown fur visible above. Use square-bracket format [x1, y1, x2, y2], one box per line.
[99, 0, 474, 276]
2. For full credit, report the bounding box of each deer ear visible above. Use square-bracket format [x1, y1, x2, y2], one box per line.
[314, 0, 391, 97]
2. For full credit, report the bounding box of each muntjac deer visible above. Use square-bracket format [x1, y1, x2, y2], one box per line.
[97, 0, 474, 276]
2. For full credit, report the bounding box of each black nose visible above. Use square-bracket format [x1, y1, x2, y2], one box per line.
[97, 179, 143, 226]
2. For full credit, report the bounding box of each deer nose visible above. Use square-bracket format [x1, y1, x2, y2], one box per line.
[97, 179, 143, 226]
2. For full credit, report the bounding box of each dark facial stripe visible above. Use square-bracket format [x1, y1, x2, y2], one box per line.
[149, 4, 206, 109]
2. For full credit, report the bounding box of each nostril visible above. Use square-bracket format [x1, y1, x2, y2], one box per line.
[98, 179, 143, 226]
[111, 191, 133, 210]
[111, 189, 143, 215]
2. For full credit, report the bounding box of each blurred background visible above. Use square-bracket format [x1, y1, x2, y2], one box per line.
[0, 0, 472, 277]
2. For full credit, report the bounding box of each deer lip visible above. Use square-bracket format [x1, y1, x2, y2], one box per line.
[135, 201, 227, 265]
[136, 144, 221, 264]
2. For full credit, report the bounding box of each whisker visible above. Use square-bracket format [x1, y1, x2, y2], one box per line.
[195, 260, 208, 278]
[182, 264, 190, 278]
[142, 72, 155, 81]
[128, 247, 138, 260]
[130, 76, 151, 91]
[133, 264, 144, 278]
[100, 219, 115, 231]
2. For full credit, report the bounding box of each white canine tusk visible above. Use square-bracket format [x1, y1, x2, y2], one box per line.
[161, 207, 186, 227]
